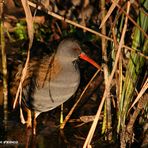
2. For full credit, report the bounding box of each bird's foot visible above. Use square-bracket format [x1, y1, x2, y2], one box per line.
[33, 126, 36, 135]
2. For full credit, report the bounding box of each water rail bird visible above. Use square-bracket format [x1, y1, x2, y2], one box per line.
[13, 38, 100, 134]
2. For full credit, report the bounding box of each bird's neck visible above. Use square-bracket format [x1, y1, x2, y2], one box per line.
[55, 55, 75, 66]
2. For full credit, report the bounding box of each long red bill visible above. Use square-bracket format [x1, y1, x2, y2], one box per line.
[79, 52, 101, 70]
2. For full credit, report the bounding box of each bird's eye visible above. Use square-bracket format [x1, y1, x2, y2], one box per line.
[73, 47, 81, 55]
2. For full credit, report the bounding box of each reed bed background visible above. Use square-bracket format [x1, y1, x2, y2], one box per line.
[0, 0, 147, 147]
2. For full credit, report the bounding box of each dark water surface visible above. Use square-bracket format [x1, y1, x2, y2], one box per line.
[0, 104, 119, 148]
[0, 107, 88, 148]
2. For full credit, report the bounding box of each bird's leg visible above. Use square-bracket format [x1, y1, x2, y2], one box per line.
[20, 107, 26, 124]
[60, 104, 64, 128]
[26, 108, 32, 128]
[26, 110, 38, 135]
[33, 112, 38, 135]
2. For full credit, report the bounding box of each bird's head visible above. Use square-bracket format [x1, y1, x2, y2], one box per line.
[56, 38, 100, 70]
[56, 38, 81, 62]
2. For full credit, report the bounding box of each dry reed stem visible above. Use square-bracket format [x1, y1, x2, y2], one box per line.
[1, 1, 8, 125]
[111, 22, 122, 114]
[101, 0, 112, 139]
[13, 0, 34, 111]
[122, 45, 148, 59]
[83, 2, 131, 147]
[100, 0, 119, 29]
[128, 77, 148, 112]
[112, 26, 119, 49]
